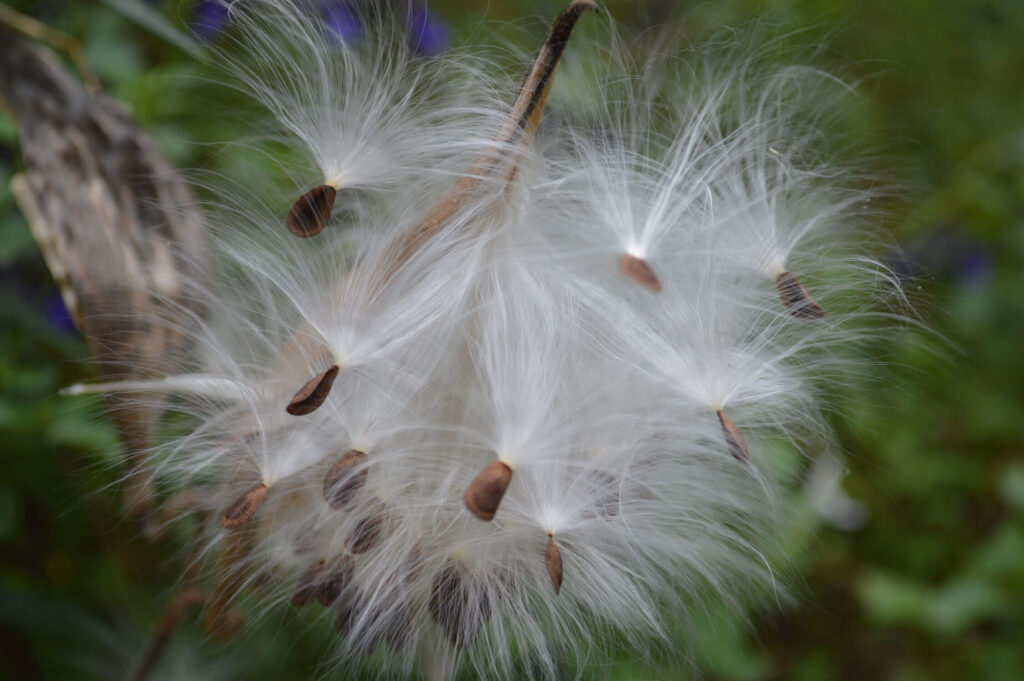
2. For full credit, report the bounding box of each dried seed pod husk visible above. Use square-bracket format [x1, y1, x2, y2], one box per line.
[775, 271, 824, 320]
[545, 534, 563, 595]
[618, 253, 662, 291]
[463, 460, 513, 521]
[220, 483, 268, 530]
[286, 364, 340, 416]
[291, 559, 325, 608]
[322, 449, 368, 510]
[286, 184, 336, 238]
[316, 553, 355, 606]
[429, 558, 491, 648]
[345, 499, 387, 554]
[716, 410, 750, 463]
[201, 530, 253, 640]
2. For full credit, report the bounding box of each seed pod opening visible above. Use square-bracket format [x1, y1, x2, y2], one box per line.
[618, 253, 662, 291]
[286, 184, 337, 238]
[429, 559, 491, 648]
[716, 410, 750, 463]
[220, 483, 268, 530]
[322, 449, 369, 510]
[286, 364, 340, 416]
[545, 534, 563, 595]
[463, 460, 513, 521]
[775, 271, 824, 320]
[345, 499, 387, 554]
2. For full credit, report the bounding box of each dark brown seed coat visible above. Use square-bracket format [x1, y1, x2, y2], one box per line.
[286, 364, 340, 416]
[316, 553, 355, 606]
[775, 271, 824, 321]
[322, 449, 368, 510]
[545, 534, 563, 595]
[220, 483, 268, 530]
[291, 559, 325, 608]
[463, 460, 513, 521]
[345, 499, 387, 554]
[428, 559, 491, 648]
[286, 184, 337, 238]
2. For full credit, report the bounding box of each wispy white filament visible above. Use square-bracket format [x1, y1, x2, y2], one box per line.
[66, 2, 905, 679]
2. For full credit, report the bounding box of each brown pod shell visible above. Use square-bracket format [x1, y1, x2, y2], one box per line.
[287, 184, 337, 238]
[716, 410, 750, 463]
[322, 449, 369, 510]
[775, 271, 824, 321]
[286, 365, 340, 416]
[545, 534, 563, 595]
[220, 483, 268, 530]
[291, 559, 325, 608]
[345, 500, 387, 554]
[618, 253, 662, 291]
[428, 558, 491, 648]
[463, 460, 513, 521]
[316, 553, 355, 606]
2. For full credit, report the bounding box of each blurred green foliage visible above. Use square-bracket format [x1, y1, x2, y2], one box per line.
[1, 0, 1022, 679]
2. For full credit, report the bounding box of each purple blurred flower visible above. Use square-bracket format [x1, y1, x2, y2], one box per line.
[406, 4, 450, 56]
[192, 0, 230, 41]
[45, 294, 78, 334]
[322, 1, 362, 44]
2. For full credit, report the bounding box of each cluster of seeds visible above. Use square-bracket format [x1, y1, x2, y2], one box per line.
[72, 1, 898, 677]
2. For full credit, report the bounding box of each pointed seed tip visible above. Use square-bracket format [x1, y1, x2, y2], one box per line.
[286, 364, 340, 416]
[220, 483, 268, 530]
[463, 460, 513, 521]
[716, 410, 750, 464]
[286, 184, 337, 238]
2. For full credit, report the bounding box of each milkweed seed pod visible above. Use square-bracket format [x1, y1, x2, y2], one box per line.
[63, 1, 904, 678]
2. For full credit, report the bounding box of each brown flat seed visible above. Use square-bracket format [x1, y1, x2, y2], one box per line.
[545, 534, 563, 595]
[775, 271, 824, 321]
[345, 500, 387, 554]
[291, 559, 325, 608]
[316, 553, 355, 606]
[286, 184, 337, 238]
[220, 483, 268, 530]
[322, 449, 368, 510]
[716, 410, 750, 463]
[429, 558, 491, 648]
[463, 460, 513, 521]
[286, 364, 339, 416]
[618, 253, 662, 291]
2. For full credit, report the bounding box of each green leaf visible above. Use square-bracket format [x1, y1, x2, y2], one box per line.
[98, 0, 207, 61]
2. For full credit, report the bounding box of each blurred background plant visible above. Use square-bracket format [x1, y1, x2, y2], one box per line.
[0, 0, 1022, 679]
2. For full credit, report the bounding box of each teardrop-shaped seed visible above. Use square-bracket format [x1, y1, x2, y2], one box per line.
[220, 483, 268, 530]
[428, 558, 491, 648]
[322, 449, 368, 510]
[291, 559, 325, 608]
[345, 500, 387, 554]
[775, 271, 824, 321]
[316, 553, 355, 606]
[286, 365, 339, 416]
[716, 410, 750, 463]
[618, 253, 662, 291]
[286, 184, 337, 238]
[545, 534, 563, 595]
[463, 460, 513, 521]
